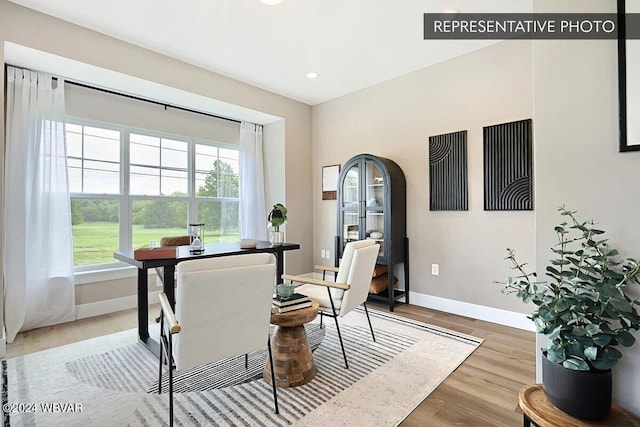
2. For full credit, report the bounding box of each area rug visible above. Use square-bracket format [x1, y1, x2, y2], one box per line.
[3, 309, 482, 426]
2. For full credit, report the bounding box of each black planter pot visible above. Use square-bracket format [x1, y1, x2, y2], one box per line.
[542, 353, 612, 421]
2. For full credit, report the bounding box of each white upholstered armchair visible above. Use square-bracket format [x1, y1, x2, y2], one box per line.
[282, 239, 380, 369]
[158, 253, 279, 426]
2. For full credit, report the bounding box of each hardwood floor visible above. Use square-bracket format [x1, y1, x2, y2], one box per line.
[5, 302, 536, 426]
[5, 307, 158, 359]
[381, 303, 537, 427]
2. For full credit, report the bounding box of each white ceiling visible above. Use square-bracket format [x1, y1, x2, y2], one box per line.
[9, 0, 532, 106]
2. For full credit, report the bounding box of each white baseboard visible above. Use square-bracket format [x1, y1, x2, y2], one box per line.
[409, 291, 536, 332]
[75, 291, 161, 320]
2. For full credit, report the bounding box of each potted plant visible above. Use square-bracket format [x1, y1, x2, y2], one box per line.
[267, 203, 287, 245]
[497, 206, 640, 420]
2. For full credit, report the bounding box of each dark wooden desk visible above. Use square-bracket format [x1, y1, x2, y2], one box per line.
[519, 384, 640, 427]
[114, 240, 300, 356]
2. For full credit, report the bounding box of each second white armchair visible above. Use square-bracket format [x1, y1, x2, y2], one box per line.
[282, 239, 380, 369]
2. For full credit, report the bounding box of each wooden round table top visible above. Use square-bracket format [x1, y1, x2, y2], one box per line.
[519, 384, 640, 427]
[270, 300, 319, 327]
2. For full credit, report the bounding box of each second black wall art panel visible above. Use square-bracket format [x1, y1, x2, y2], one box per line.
[483, 119, 533, 211]
[429, 130, 468, 211]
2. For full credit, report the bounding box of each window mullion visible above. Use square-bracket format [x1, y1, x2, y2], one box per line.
[188, 139, 197, 224]
[121, 129, 132, 251]
[158, 137, 163, 196]
[81, 125, 85, 193]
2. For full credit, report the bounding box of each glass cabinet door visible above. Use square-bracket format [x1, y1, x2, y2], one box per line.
[341, 164, 359, 208]
[365, 160, 385, 256]
[341, 163, 360, 243]
[342, 211, 360, 243]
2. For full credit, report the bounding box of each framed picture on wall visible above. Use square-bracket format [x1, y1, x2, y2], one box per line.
[618, 0, 640, 151]
[322, 164, 340, 200]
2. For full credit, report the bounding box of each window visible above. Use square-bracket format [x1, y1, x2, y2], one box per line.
[129, 133, 188, 196]
[195, 144, 240, 244]
[67, 121, 240, 269]
[68, 123, 122, 268]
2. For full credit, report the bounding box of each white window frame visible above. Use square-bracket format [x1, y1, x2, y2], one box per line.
[67, 117, 240, 280]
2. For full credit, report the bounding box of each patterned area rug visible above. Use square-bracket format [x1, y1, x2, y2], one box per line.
[3, 309, 482, 426]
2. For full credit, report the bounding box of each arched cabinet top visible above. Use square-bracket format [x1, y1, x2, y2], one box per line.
[338, 154, 406, 189]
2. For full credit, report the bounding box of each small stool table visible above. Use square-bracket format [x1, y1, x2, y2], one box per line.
[263, 301, 319, 387]
[519, 384, 640, 427]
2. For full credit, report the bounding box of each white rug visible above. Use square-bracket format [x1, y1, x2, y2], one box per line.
[3, 309, 482, 426]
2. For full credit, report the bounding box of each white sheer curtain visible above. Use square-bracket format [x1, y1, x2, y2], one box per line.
[239, 122, 268, 241]
[4, 66, 75, 343]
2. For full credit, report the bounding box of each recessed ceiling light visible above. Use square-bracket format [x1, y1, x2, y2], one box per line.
[306, 72, 319, 79]
[260, 0, 283, 5]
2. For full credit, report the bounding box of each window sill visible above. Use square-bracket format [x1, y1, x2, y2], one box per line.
[74, 265, 157, 285]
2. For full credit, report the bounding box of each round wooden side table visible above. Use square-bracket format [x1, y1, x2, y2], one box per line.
[263, 300, 319, 387]
[519, 384, 640, 427]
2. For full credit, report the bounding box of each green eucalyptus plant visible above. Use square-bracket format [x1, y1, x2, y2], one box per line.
[267, 203, 287, 231]
[498, 206, 640, 371]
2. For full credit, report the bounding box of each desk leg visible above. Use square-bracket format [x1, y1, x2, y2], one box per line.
[139, 267, 162, 358]
[164, 265, 176, 308]
[523, 414, 531, 427]
[138, 268, 149, 341]
[276, 247, 285, 284]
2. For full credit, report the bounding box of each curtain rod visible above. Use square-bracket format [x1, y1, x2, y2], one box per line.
[4, 64, 241, 124]
[64, 80, 242, 124]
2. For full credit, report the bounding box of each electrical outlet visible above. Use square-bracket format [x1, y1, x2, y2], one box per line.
[326, 250, 330, 260]
[431, 264, 439, 276]
[321, 249, 326, 259]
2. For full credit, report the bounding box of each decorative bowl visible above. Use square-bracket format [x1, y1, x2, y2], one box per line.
[276, 283, 295, 298]
[240, 239, 257, 249]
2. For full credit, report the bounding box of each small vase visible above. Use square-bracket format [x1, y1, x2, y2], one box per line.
[269, 231, 284, 245]
[542, 353, 612, 420]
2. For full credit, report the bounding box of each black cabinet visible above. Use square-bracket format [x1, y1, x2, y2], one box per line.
[335, 154, 409, 311]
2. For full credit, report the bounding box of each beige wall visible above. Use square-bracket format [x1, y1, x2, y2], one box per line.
[65, 83, 241, 144]
[533, 0, 640, 416]
[312, 40, 535, 313]
[75, 277, 134, 306]
[0, 0, 313, 311]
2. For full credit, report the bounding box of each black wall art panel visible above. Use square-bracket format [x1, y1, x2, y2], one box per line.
[483, 119, 533, 211]
[429, 130, 468, 211]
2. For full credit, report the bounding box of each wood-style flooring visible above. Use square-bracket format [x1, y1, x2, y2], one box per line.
[383, 303, 536, 427]
[5, 301, 536, 426]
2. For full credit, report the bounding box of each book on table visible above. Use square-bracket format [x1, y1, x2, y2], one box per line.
[275, 300, 313, 313]
[133, 246, 178, 260]
[272, 292, 309, 307]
